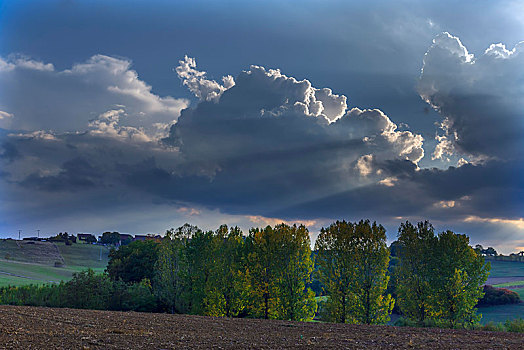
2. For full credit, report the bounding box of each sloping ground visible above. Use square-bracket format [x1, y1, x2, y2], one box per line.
[486, 260, 524, 285]
[55, 242, 109, 270]
[0, 240, 63, 265]
[0, 260, 74, 284]
[0, 306, 522, 349]
[0, 240, 110, 287]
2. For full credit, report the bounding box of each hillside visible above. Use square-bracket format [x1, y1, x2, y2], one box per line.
[0, 305, 522, 349]
[0, 240, 109, 287]
[478, 259, 524, 324]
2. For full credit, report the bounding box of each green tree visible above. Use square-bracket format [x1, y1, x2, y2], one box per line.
[154, 227, 190, 314]
[184, 227, 214, 315]
[272, 224, 317, 321]
[430, 230, 490, 327]
[247, 224, 317, 321]
[350, 220, 394, 324]
[316, 220, 394, 324]
[204, 225, 249, 317]
[396, 221, 436, 325]
[246, 226, 280, 319]
[100, 231, 121, 245]
[106, 240, 159, 283]
[63, 269, 113, 309]
[315, 220, 357, 323]
[122, 278, 157, 312]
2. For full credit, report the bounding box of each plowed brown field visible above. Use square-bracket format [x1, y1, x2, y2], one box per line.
[0, 305, 522, 349]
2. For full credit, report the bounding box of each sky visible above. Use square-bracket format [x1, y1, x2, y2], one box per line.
[0, 0, 523, 253]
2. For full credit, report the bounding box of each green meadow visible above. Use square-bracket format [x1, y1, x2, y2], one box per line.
[477, 260, 524, 324]
[0, 239, 109, 287]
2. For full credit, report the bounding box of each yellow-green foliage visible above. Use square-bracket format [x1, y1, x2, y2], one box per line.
[315, 220, 394, 324]
[430, 231, 489, 327]
[246, 224, 317, 321]
[504, 318, 524, 333]
[396, 221, 436, 325]
[204, 225, 249, 317]
[396, 222, 490, 328]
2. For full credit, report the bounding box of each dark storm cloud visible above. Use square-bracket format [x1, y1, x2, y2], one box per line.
[168, 64, 423, 174]
[2, 49, 522, 224]
[0, 141, 20, 163]
[1, 58, 425, 219]
[20, 157, 101, 192]
[418, 32, 524, 162]
[1, 29, 523, 252]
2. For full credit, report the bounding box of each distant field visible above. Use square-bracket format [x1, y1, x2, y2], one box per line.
[0, 239, 110, 287]
[493, 280, 524, 288]
[478, 303, 524, 324]
[486, 260, 524, 282]
[0, 240, 62, 265]
[479, 259, 524, 325]
[55, 241, 109, 270]
[0, 274, 41, 287]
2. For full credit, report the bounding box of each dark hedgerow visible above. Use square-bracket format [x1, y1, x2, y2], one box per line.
[477, 285, 521, 306]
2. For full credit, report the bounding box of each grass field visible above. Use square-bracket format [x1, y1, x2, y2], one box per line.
[493, 280, 524, 288]
[56, 241, 109, 270]
[486, 260, 524, 280]
[478, 303, 524, 323]
[479, 259, 524, 324]
[0, 239, 110, 287]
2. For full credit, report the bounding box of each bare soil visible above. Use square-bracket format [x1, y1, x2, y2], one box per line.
[0, 305, 522, 349]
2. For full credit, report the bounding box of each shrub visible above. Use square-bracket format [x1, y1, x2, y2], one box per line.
[63, 269, 113, 309]
[479, 321, 505, 332]
[122, 278, 157, 312]
[505, 318, 524, 333]
[477, 285, 521, 306]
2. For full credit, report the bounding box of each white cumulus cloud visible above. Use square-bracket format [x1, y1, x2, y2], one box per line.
[419, 32, 524, 161]
[0, 54, 189, 136]
[176, 56, 235, 102]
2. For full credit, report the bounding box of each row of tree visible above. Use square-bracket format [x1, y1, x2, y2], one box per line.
[393, 221, 489, 327]
[108, 223, 318, 321]
[0, 269, 156, 312]
[1, 220, 490, 327]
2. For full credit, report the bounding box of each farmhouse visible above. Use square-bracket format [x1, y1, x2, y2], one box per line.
[77, 233, 96, 243]
[134, 234, 162, 242]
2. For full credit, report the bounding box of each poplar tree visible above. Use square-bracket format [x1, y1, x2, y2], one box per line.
[246, 223, 316, 321]
[184, 228, 214, 315]
[350, 220, 394, 324]
[430, 230, 489, 327]
[273, 224, 317, 321]
[204, 225, 249, 317]
[154, 227, 189, 314]
[396, 221, 436, 325]
[246, 225, 280, 319]
[315, 220, 394, 324]
[315, 220, 357, 323]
